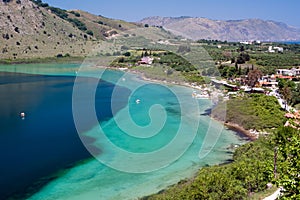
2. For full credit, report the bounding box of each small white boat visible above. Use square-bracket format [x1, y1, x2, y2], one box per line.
[135, 99, 141, 104]
[20, 112, 25, 119]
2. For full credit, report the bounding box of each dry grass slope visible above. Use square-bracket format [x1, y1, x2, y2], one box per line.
[0, 0, 141, 60]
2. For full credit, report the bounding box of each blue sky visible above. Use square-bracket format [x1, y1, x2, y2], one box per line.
[43, 0, 300, 28]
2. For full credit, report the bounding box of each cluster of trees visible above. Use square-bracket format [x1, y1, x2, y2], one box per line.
[252, 53, 300, 68]
[212, 94, 286, 130]
[197, 39, 228, 45]
[2, 0, 21, 3]
[112, 50, 196, 72]
[156, 52, 196, 72]
[203, 41, 300, 76]
[236, 52, 250, 64]
[141, 50, 152, 57]
[218, 64, 257, 79]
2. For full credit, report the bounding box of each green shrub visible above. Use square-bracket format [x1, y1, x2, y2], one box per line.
[70, 10, 80, 17]
[66, 18, 87, 31]
[86, 30, 94, 36]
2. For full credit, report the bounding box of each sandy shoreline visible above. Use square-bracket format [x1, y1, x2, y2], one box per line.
[223, 122, 258, 141]
[110, 66, 258, 141]
[103, 66, 204, 90]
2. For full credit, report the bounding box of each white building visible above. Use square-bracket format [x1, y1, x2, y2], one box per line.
[268, 46, 275, 53]
[274, 46, 284, 52]
[268, 46, 283, 53]
[276, 68, 300, 76]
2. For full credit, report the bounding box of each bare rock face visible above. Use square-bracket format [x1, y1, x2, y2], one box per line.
[140, 16, 300, 42]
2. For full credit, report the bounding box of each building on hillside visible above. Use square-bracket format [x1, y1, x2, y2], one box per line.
[276, 68, 300, 78]
[240, 41, 253, 45]
[284, 111, 300, 129]
[138, 56, 154, 65]
[268, 46, 283, 53]
[259, 75, 278, 88]
[268, 46, 275, 53]
[274, 46, 284, 52]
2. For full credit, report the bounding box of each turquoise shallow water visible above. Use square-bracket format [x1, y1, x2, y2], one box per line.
[0, 63, 247, 200]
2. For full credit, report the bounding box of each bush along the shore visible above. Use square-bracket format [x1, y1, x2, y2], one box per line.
[211, 94, 286, 131]
[143, 137, 275, 200]
[143, 94, 300, 199]
[144, 127, 300, 199]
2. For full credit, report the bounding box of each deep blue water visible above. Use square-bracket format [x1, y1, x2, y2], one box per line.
[279, 41, 300, 44]
[0, 72, 130, 199]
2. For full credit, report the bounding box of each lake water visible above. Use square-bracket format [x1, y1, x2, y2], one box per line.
[0, 63, 247, 200]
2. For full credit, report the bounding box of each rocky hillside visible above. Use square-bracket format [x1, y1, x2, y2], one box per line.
[140, 16, 300, 42]
[0, 0, 139, 60]
[70, 10, 140, 40]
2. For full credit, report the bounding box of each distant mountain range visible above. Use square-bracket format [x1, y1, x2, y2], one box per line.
[139, 16, 300, 42]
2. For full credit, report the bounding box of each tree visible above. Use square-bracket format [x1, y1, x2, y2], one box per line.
[278, 79, 296, 109]
[247, 69, 263, 87]
[282, 85, 292, 109]
[231, 57, 235, 64]
[123, 52, 131, 57]
[236, 53, 250, 64]
[274, 126, 300, 199]
[238, 66, 242, 76]
[291, 83, 300, 106]
[239, 45, 245, 52]
[144, 51, 148, 57]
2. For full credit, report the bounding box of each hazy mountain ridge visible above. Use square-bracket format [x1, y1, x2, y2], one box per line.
[140, 16, 300, 41]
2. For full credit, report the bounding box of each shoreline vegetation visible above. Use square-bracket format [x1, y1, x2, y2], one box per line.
[0, 56, 85, 65]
